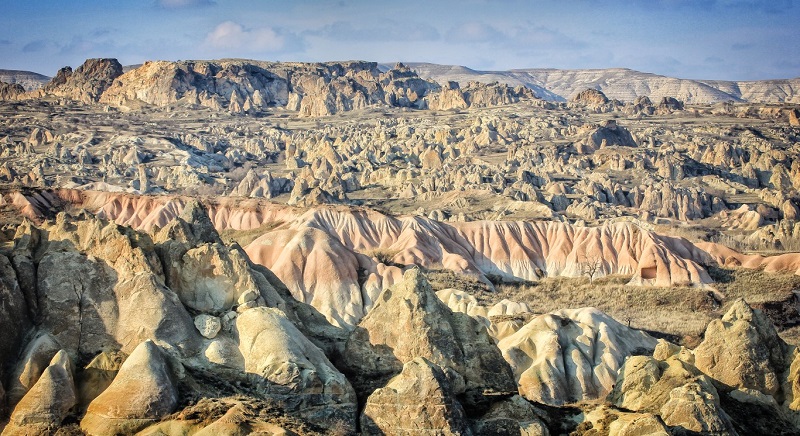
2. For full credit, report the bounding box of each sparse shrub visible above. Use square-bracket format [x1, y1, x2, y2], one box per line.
[365, 248, 401, 267]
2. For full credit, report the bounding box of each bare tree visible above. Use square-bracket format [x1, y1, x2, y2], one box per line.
[579, 253, 603, 284]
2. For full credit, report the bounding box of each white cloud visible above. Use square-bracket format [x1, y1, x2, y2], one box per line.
[205, 21, 285, 52]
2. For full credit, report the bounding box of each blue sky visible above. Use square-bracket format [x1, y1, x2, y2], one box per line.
[0, 0, 798, 81]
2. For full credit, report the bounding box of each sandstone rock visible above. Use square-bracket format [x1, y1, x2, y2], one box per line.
[571, 88, 609, 106]
[40, 58, 123, 103]
[77, 350, 126, 410]
[175, 243, 262, 312]
[657, 96, 684, 113]
[582, 405, 669, 436]
[789, 108, 800, 127]
[588, 120, 637, 149]
[498, 308, 657, 405]
[659, 379, 736, 434]
[235, 307, 356, 428]
[693, 299, 787, 396]
[344, 268, 516, 402]
[471, 395, 549, 436]
[81, 340, 178, 435]
[609, 413, 669, 436]
[0, 81, 25, 100]
[0, 255, 30, 394]
[3, 350, 77, 435]
[6, 333, 61, 408]
[608, 354, 703, 414]
[194, 314, 222, 339]
[361, 357, 470, 436]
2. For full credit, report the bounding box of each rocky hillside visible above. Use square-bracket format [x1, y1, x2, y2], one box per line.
[405, 62, 800, 104]
[6, 188, 715, 327]
[1, 199, 800, 434]
[0, 69, 49, 91]
[1, 58, 534, 116]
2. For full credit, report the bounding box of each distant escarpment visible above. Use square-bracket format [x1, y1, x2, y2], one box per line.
[405, 62, 800, 104]
[3, 58, 535, 116]
[0, 69, 50, 91]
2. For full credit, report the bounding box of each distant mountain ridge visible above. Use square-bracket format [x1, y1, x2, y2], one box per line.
[5, 61, 800, 104]
[0, 69, 50, 91]
[397, 62, 800, 104]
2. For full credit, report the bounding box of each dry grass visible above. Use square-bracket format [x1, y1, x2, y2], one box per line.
[477, 266, 800, 346]
[490, 274, 717, 344]
[707, 266, 800, 304]
[364, 247, 402, 267]
[424, 268, 495, 303]
[218, 220, 285, 247]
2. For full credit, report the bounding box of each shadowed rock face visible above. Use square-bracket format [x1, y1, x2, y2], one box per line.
[361, 357, 471, 436]
[342, 268, 517, 403]
[0, 81, 25, 100]
[80, 340, 177, 435]
[0, 206, 359, 434]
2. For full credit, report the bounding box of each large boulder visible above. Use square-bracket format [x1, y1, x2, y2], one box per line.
[80, 340, 178, 435]
[361, 357, 470, 436]
[235, 307, 356, 430]
[3, 350, 77, 435]
[498, 308, 657, 405]
[659, 378, 736, 434]
[343, 268, 516, 403]
[5, 333, 61, 408]
[693, 299, 788, 396]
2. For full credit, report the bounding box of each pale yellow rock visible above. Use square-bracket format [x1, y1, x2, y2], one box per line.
[498, 307, 657, 405]
[694, 299, 787, 396]
[235, 307, 356, 427]
[5, 333, 61, 408]
[3, 350, 77, 436]
[81, 340, 178, 435]
[361, 357, 470, 436]
[659, 379, 736, 434]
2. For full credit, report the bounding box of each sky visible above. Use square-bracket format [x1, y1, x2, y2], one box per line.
[0, 0, 798, 81]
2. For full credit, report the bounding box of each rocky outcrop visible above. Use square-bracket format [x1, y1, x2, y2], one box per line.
[3, 351, 77, 435]
[81, 340, 178, 435]
[498, 308, 657, 405]
[694, 299, 789, 396]
[608, 301, 800, 435]
[361, 357, 471, 435]
[7, 190, 715, 329]
[0, 201, 357, 434]
[94, 59, 533, 116]
[0, 81, 25, 100]
[37, 58, 123, 103]
[571, 88, 609, 106]
[235, 307, 356, 425]
[0, 254, 31, 398]
[343, 268, 517, 402]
